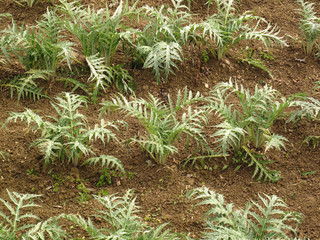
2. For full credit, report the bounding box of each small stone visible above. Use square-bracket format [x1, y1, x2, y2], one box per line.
[146, 160, 153, 166]
[187, 178, 195, 185]
[86, 188, 96, 192]
[70, 167, 80, 179]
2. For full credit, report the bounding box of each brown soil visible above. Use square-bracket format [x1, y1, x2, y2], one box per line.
[0, 0, 320, 239]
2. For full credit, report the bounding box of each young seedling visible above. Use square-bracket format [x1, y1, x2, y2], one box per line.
[297, 0, 320, 55]
[200, 0, 286, 60]
[7, 92, 125, 170]
[0, 10, 75, 101]
[187, 187, 302, 239]
[100, 88, 208, 164]
[288, 94, 320, 149]
[0, 189, 67, 239]
[123, 0, 200, 82]
[2, 10, 75, 73]
[205, 79, 297, 182]
[0, 70, 52, 101]
[58, 0, 136, 97]
[12, 0, 39, 7]
[62, 190, 182, 239]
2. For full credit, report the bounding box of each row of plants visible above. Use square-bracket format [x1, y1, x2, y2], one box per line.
[2, 84, 316, 238]
[0, 1, 318, 239]
[0, 0, 319, 101]
[0, 187, 305, 239]
[0, 1, 318, 182]
[5, 80, 320, 183]
[0, 0, 319, 238]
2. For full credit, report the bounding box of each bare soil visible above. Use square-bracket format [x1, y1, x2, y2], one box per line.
[0, 0, 319, 239]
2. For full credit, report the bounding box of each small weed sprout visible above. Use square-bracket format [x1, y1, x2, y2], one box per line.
[77, 183, 92, 204]
[100, 88, 208, 164]
[240, 47, 274, 79]
[0, 150, 8, 160]
[7, 92, 125, 169]
[97, 169, 112, 187]
[187, 187, 302, 239]
[26, 169, 37, 176]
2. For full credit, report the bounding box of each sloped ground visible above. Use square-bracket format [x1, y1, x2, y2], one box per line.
[0, 0, 319, 238]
